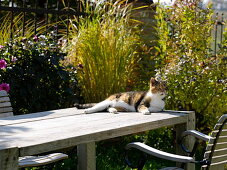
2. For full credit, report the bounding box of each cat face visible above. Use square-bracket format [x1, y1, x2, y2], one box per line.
[149, 78, 167, 98]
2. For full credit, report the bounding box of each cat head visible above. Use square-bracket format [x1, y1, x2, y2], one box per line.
[149, 77, 167, 98]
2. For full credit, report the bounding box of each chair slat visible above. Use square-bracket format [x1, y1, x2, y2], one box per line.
[204, 148, 227, 158]
[0, 102, 11, 108]
[211, 129, 227, 137]
[206, 142, 227, 151]
[203, 162, 226, 170]
[0, 112, 14, 118]
[0, 97, 10, 103]
[0, 91, 13, 117]
[0, 107, 13, 114]
[218, 136, 227, 143]
[0, 90, 8, 97]
[214, 123, 227, 131]
[18, 153, 68, 168]
[210, 154, 227, 164]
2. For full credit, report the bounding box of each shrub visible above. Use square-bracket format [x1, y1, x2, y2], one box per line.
[154, 0, 226, 132]
[0, 34, 79, 115]
[65, 0, 141, 103]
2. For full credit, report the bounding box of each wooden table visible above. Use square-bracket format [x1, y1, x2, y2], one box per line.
[0, 108, 195, 170]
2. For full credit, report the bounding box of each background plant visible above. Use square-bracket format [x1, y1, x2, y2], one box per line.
[65, 0, 141, 103]
[0, 34, 79, 115]
[154, 0, 226, 132]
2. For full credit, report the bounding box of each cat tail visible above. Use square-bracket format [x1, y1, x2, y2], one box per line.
[74, 103, 97, 109]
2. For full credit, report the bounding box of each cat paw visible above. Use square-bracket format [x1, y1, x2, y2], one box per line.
[141, 110, 151, 115]
[108, 108, 118, 114]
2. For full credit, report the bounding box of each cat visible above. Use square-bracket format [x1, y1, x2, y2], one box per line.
[83, 77, 166, 115]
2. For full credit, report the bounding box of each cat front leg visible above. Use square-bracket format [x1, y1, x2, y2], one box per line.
[138, 105, 150, 115]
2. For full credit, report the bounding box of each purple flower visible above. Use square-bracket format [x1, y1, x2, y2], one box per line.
[0, 59, 7, 69]
[11, 57, 17, 63]
[0, 45, 4, 49]
[0, 83, 10, 92]
[33, 35, 39, 42]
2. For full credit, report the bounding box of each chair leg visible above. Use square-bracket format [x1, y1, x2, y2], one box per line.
[137, 153, 147, 170]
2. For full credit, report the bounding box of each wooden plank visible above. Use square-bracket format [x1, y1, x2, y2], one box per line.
[0, 96, 10, 103]
[175, 123, 186, 168]
[77, 142, 96, 170]
[0, 112, 187, 137]
[212, 129, 227, 137]
[0, 90, 8, 97]
[1, 113, 186, 134]
[0, 146, 19, 170]
[0, 107, 82, 126]
[210, 161, 226, 169]
[18, 153, 68, 168]
[0, 112, 189, 156]
[207, 142, 227, 151]
[205, 148, 227, 158]
[0, 112, 14, 118]
[202, 163, 225, 170]
[214, 123, 227, 131]
[186, 111, 195, 170]
[218, 136, 227, 143]
[0, 107, 13, 113]
[0, 110, 189, 126]
[175, 111, 195, 170]
[211, 154, 227, 164]
[0, 102, 11, 108]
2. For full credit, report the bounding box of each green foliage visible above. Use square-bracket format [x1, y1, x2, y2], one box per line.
[65, 0, 141, 103]
[0, 34, 79, 115]
[154, 0, 226, 131]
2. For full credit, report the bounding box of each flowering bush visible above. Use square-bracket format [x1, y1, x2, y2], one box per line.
[154, 0, 226, 132]
[0, 47, 11, 92]
[0, 34, 79, 115]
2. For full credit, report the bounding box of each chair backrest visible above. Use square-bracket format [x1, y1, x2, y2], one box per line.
[0, 90, 14, 118]
[202, 114, 227, 170]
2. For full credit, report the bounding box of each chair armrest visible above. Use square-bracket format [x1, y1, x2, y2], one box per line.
[182, 130, 214, 142]
[125, 142, 195, 163]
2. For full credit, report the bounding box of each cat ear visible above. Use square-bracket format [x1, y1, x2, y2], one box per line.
[150, 77, 158, 86]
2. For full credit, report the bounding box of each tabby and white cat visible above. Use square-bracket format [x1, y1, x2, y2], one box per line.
[84, 77, 166, 115]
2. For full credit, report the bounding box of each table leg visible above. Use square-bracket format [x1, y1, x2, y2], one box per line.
[77, 142, 96, 170]
[0, 146, 19, 170]
[175, 111, 195, 170]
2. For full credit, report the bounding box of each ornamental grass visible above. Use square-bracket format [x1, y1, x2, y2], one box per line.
[66, 0, 141, 103]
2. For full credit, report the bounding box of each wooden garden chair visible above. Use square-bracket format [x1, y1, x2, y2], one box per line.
[0, 90, 68, 168]
[125, 114, 227, 170]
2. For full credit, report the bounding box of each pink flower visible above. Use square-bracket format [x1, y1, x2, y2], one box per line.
[33, 35, 39, 42]
[0, 59, 7, 69]
[0, 83, 10, 92]
[0, 45, 4, 49]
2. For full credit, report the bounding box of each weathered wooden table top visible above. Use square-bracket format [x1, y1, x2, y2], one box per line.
[0, 108, 192, 157]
